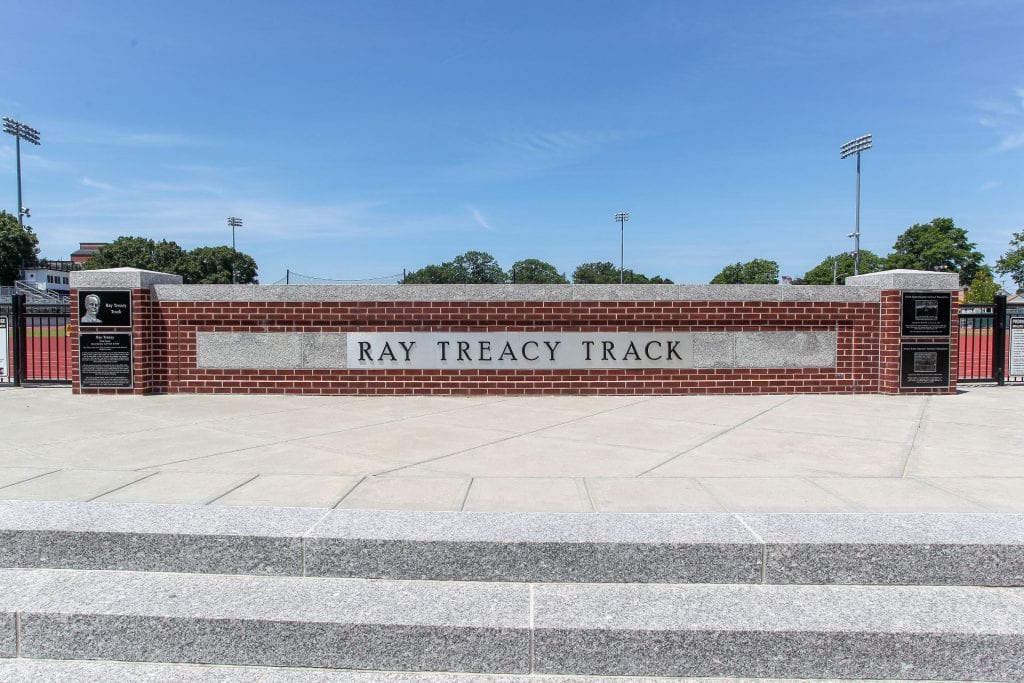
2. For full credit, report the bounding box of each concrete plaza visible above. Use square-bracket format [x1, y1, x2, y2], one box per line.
[1, 385, 1022, 513]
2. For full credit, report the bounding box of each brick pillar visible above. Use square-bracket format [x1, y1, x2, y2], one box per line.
[847, 270, 960, 395]
[69, 268, 182, 396]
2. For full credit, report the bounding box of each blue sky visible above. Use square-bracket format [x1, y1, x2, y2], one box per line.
[2, 1, 1023, 285]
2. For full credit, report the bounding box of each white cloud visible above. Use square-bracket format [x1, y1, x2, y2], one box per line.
[470, 208, 494, 231]
[978, 88, 1024, 153]
[442, 128, 639, 180]
[979, 180, 1002, 192]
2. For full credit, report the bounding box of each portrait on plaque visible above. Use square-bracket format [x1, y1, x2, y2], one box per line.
[80, 293, 103, 324]
[77, 290, 132, 327]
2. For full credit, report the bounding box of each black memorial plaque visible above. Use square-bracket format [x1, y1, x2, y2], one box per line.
[80, 333, 134, 389]
[900, 343, 950, 388]
[78, 290, 132, 328]
[901, 291, 951, 337]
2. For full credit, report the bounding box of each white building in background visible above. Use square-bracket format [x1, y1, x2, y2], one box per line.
[19, 260, 74, 298]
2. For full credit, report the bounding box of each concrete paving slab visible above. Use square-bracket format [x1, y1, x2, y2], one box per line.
[744, 410, 920, 444]
[463, 478, 593, 512]
[28, 425, 274, 470]
[647, 429, 908, 478]
[1, 386, 1023, 513]
[435, 400, 611, 432]
[920, 477, 1024, 512]
[0, 469, 152, 502]
[0, 467, 57, 488]
[915, 420, 1024, 457]
[607, 394, 792, 426]
[585, 478, 726, 512]
[212, 474, 361, 507]
[809, 477, 983, 512]
[0, 411, 177, 449]
[536, 414, 726, 452]
[696, 478, 856, 513]
[337, 476, 471, 510]
[156, 442, 402, 477]
[95, 471, 256, 504]
[205, 406, 410, 441]
[397, 435, 672, 478]
[300, 418, 515, 465]
[904, 445, 1024, 477]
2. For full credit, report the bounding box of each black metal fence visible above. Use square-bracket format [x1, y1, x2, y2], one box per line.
[0, 294, 72, 386]
[958, 296, 1023, 385]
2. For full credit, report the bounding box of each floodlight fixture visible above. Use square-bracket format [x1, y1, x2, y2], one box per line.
[615, 212, 630, 284]
[228, 216, 243, 283]
[840, 133, 872, 159]
[840, 133, 872, 275]
[3, 117, 42, 228]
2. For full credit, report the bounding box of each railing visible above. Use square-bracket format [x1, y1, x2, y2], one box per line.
[958, 298, 1023, 385]
[0, 295, 72, 385]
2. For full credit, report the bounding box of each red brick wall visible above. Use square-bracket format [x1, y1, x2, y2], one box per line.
[141, 299, 893, 395]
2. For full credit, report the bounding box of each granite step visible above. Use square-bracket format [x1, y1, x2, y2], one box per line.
[1, 501, 1022, 585]
[1, 568, 1022, 680]
[0, 659, 1004, 683]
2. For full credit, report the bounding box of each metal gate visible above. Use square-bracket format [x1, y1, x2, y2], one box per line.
[958, 295, 1023, 385]
[0, 294, 72, 386]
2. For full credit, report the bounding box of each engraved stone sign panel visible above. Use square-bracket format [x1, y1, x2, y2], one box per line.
[901, 291, 951, 337]
[78, 290, 132, 328]
[347, 332, 694, 369]
[900, 342, 950, 388]
[80, 333, 133, 389]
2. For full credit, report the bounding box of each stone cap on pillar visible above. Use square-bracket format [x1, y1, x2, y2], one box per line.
[844, 269, 959, 291]
[70, 267, 183, 289]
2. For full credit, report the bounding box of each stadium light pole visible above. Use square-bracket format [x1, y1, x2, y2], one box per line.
[840, 133, 872, 276]
[3, 117, 41, 228]
[614, 212, 629, 284]
[228, 216, 243, 284]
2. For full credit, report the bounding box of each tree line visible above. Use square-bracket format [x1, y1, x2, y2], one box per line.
[0, 216, 259, 286]
[713, 217, 1024, 302]
[402, 251, 673, 284]
[4, 213, 1024, 298]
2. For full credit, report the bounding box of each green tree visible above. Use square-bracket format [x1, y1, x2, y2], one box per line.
[179, 246, 259, 284]
[995, 230, 1024, 294]
[0, 211, 39, 285]
[710, 258, 779, 284]
[964, 268, 1000, 304]
[84, 236, 188, 273]
[509, 259, 568, 284]
[885, 217, 985, 286]
[803, 250, 886, 284]
[571, 261, 673, 284]
[451, 250, 506, 283]
[403, 263, 458, 284]
[404, 251, 507, 284]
